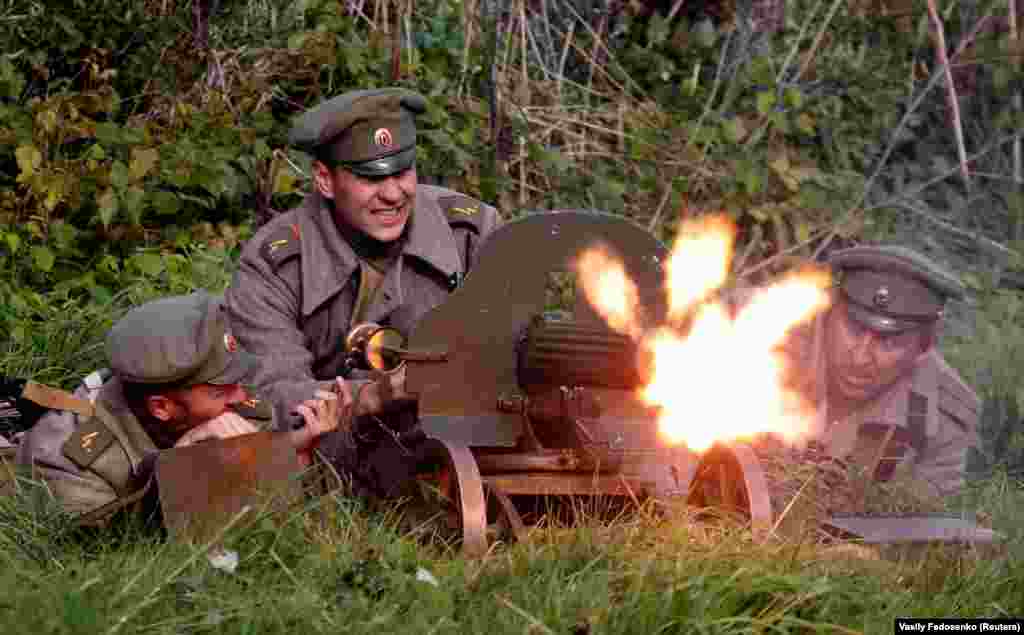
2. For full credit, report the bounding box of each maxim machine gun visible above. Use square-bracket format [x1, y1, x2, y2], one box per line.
[359, 210, 691, 555]
[153, 211, 998, 553]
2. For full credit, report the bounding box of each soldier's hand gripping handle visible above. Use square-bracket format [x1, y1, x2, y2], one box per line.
[291, 377, 353, 466]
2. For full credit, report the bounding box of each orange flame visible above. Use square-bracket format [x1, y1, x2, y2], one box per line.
[575, 245, 642, 339]
[577, 214, 832, 452]
[666, 215, 735, 322]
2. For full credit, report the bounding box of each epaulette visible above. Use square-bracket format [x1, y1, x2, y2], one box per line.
[63, 416, 117, 470]
[935, 357, 981, 427]
[259, 223, 301, 272]
[231, 397, 274, 423]
[438, 195, 485, 234]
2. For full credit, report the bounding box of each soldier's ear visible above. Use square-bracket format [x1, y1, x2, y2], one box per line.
[145, 394, 177, 422]
[312, 161, 336, 200]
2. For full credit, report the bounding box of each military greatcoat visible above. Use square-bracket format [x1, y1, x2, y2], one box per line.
[224, 185, 501, 420]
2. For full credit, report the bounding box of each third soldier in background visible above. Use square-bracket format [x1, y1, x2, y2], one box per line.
[774, 245, 981, 496]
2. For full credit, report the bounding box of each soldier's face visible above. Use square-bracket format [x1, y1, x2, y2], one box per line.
[824, 300, 928, 406]
[151, 383, 248, 441]
[315, 162, 417, 242]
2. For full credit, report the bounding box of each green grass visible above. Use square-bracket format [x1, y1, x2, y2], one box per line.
[0, 227, 1019, 635]
[0, 470, 1020, 635]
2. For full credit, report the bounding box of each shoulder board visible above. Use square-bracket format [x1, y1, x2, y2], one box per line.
[62, 416, 117, 470]
[438, 195, 485, 233]
[933, 355, 981, 407]
[231, 397, 274, 423]
[259, 224, 301, 271]
[934, 358, 981, 427]
[938, 383, 981, 428]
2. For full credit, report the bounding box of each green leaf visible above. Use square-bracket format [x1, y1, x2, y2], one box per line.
[129, 147, 159, 181]
[110, 160, 130, 191]
[30, 245, 55, 272]
[287, 31, 311, 50]
[273, 169, 297, 195]
[756, 91, 776, 115]
[722, 118, 746, 144]
[3, 232, 20, 254]
[646, 13, 670, 46]
[85, 143, 107, 161]
[91, 285, 114, 305]
[122, 186, 146, 225]
[98, 254, 120, 273]
[152, 190, 181, 216]
[95, 122, 122, 146]
[15, 145, 42, 181]
[741, 166, 762, 195]
[132, 252, 164, 277]
[254, 139, 271, 160]
[783, 87, 804, 109]
[0, 57, 26, 101]
[97, 188, 118, 227]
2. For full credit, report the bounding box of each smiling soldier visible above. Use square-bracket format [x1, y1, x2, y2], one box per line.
[224, 88, 501, 453]
[776, 246, 981, 496]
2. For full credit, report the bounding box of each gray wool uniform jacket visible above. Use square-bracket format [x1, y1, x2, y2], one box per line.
[224, 185, 501, 423]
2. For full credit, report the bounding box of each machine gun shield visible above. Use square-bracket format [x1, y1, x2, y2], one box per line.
[154, 431, 303, 542]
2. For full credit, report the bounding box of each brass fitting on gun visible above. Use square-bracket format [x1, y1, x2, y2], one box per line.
[344, 323, 407, 375]
[344, 323, 449, 376]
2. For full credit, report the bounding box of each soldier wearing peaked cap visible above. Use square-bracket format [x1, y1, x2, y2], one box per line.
[16, 291, 344, 524]
[224, 88, 502, 449]
[773, 245, 981, 496]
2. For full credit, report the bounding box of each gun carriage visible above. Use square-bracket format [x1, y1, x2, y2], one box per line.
[368, 210, 695, 555]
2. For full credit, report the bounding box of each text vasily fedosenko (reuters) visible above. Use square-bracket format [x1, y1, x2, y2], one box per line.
[896, 619, 1023, 633]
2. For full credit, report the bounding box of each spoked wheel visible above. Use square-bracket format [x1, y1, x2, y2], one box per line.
[686, 442, 774, 535]
[414, 440, 488, 557]
[483, 482, 527, 545]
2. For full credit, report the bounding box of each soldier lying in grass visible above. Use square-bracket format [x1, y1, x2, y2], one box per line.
[15, 291, 347, 525]
[765, 245, 981, 498]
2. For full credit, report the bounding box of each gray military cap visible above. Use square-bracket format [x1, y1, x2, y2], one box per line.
[107, 291, 258, 387]
[829, 245, 965, 334]
[288, 87, 428, 177]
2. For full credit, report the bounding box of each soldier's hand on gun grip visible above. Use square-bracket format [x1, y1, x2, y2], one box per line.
[174, 411, 260, 447]
[291, 377, 352, 466]
[355, 365, 407, 416]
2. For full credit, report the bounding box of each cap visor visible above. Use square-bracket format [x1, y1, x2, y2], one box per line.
[206, 350, 260, 386]
[845, 302, 922, 335]
[345, 146, 416, 177]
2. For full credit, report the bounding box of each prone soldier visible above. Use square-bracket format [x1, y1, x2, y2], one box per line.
[224, 88, 501, 446]
[773, 245, 981, 496]
[15, 291, 345, 524]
